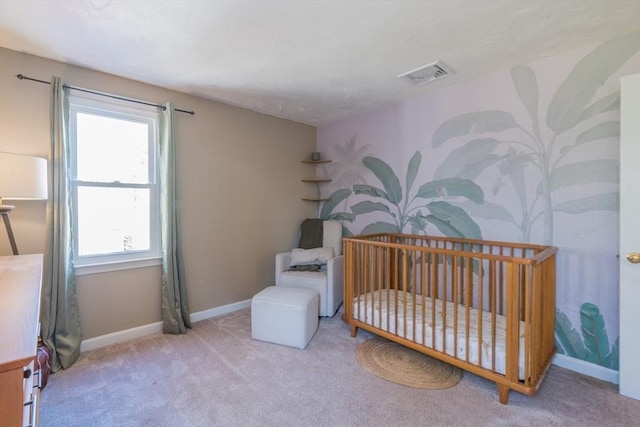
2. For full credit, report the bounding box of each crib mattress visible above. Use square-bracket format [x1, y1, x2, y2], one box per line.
[353, 290, 525, 378]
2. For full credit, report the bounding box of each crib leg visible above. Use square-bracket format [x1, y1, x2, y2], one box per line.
[350, 324, 358, 337]
[496, 384, 510, 405]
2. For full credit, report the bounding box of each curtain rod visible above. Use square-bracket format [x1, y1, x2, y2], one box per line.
[16, 74, 195, 115]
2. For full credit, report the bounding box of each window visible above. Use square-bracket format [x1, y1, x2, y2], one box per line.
[69, 95, 161, 273]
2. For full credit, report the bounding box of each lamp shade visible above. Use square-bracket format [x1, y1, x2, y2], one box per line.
[0, 152, 48, 201]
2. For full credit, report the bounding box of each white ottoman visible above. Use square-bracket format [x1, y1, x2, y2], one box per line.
[251, 286, 319, 349]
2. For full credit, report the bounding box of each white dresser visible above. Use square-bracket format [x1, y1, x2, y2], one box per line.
[0, 254, 43, 427]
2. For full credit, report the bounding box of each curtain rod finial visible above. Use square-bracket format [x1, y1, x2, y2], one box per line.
[16, 74, 24, 80]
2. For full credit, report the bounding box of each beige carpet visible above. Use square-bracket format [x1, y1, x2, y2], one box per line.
[40, 308, 639, 427]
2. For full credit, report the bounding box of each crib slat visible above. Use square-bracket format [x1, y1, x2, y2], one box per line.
[505, 264, 520, 382]
[442, 254, 448, 356]
[376, 246, 383, 335]
[412, 249, 417, 342]
[430, 251, 437, 349]
[344, 240, 352, 323]
[499, 246, 506, 314]
[402, 248, 407, 339]
[491, 259, 497, 373]
[477, 258, 484, 370]
[452, 255, 459, 358]
[544, 256, 556, 365]
[526, 265, 536, 385]
[421, 250, 427, 346]
[465, 256, 472, 364]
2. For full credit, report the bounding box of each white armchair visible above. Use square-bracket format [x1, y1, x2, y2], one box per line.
[275, 220, 343, 317]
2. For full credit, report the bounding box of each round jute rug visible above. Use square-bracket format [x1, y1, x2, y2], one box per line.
[355, 337, 462, 389]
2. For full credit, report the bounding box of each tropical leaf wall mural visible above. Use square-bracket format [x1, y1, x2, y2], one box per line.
[431, 34, 638, 244]
[351, 151, 483, 238]
[555, 303, 619, 370]
[317, 33, 640, 371]
[318, 134, 369, 235]
[319, 150, 484, 238]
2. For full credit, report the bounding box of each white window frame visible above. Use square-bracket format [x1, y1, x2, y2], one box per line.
[69, 94, 161, 275]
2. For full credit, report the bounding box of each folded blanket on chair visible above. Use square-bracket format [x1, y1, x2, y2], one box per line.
[287, 264, 322, 272]
[299, 218, 323, 249]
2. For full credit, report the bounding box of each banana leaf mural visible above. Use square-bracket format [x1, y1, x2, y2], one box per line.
[431, 34, 638, 244]
[323, 134, 372, 193]
[432, 35, 637, 370]
[317, 134, 372, 237]
[319, 188, 355, 236]
[351, 150, 484, 238]
[555, 303, 619, 370]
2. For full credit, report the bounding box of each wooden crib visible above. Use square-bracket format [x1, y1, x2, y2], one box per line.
[343, 233, 557, 404]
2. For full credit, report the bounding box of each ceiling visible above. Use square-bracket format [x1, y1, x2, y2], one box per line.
[1, 1, 639, 126]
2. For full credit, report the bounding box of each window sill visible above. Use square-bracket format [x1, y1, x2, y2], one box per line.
[75, 256, 162, 276]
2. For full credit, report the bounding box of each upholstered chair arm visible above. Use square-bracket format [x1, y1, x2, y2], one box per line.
[275, 251, 292, 286]
[326, 255, 344, 316]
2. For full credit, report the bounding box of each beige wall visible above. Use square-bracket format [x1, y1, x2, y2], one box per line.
[0, 47, 316, 339]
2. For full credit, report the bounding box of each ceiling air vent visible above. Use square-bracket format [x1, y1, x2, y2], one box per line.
[398, 61, 455, 86]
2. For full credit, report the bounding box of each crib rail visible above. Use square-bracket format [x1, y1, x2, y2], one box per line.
[343, 233, 556, 404]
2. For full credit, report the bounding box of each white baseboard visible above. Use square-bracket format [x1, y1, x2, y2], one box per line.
[81, 321, 163, 352]
[552, 353, 619, 384]
[80, 299, 252, 352]
[190, 299, 251, 322]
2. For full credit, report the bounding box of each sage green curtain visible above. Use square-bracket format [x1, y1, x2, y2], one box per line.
[40, 76, 82, 371]
[159, 102, 191, 334]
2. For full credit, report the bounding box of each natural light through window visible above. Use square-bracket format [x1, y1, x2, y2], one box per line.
[76, 187, 151, 256]
[70, 96, 160, 270]
[76, 114, 149, 184]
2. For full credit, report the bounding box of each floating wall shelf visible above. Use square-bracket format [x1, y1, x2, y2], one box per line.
[302, 158, 331, 202]
[301, 159, 332, 164]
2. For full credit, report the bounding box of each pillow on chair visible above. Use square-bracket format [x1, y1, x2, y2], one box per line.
[289, 247, 334, 267]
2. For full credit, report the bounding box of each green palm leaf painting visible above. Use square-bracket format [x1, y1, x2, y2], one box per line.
[430, 33, 639, 244]
[319, 189, 355, 236]
[352, 151, 483, 238]
[580, 303, 611, 366]
[319, 134, 372, 233]
[554, 303, 618, 369]
[555, 309, 588, 359]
